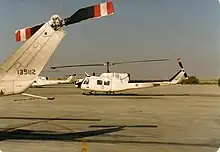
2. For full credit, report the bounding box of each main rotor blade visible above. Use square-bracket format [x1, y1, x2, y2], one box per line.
[89, 125, 158, 128]
[64, 1, 115, 26]
[51, 58, 170, 69]
[112, 59, 170, 65]
[51, 63, 105, 69]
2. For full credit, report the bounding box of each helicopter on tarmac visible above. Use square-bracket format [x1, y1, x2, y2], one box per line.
[51, 58, 170, 88]
[0, 1, 115, 100]
[51, 58, 188, 94]
[31, 75, 73, 88]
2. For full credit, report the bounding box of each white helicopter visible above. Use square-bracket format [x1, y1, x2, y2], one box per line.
[0, 1, 115, 99]
[51, 58, 188, 94]
[31, 75, 73, 88]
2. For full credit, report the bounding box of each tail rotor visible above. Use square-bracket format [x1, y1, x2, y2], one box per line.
[177, 58, 188, 79]
[15, 1, 115, 42]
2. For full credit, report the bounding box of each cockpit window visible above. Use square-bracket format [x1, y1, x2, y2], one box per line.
[104, 81, 110, 85]
[83, 78, 89, 84]
[97, 80, 103, 85]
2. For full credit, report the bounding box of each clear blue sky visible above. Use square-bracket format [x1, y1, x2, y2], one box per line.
[0, 0, 219, 79]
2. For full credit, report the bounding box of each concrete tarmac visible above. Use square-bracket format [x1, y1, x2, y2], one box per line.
[0, 84, 220, 152]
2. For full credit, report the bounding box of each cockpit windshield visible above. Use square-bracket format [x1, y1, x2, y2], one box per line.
[83, 78, 89, 85]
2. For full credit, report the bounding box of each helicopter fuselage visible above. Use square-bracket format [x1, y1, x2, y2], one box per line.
[80, 72, 173, 93]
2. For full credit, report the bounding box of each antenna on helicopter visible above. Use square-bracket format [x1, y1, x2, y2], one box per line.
[51, 58, 170, 73]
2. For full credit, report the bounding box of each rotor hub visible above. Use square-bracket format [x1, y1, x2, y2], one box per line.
[49, 15, 64, 31]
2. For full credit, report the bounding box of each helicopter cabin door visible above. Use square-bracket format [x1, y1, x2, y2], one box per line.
[95, 78, 111, 92]
[103, 79, 111, 91]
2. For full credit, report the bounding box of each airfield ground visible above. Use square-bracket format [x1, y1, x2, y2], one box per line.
[0, 84, 220, 152]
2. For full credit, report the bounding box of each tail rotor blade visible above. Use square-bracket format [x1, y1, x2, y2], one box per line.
[15, 23, 44, 42]
[184, 72, 188, 79]
[177, 58, 188, 79]
[178, 58, 184, 69]
[64, 1, 115, 26]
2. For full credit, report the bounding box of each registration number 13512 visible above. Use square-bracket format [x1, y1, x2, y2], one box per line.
[17, 69, 36, 75]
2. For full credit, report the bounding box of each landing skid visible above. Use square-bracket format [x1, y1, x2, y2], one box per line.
[82, 91, 116, 96]
[105, 92, 115, 95]
[82, 91, 97, 95]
